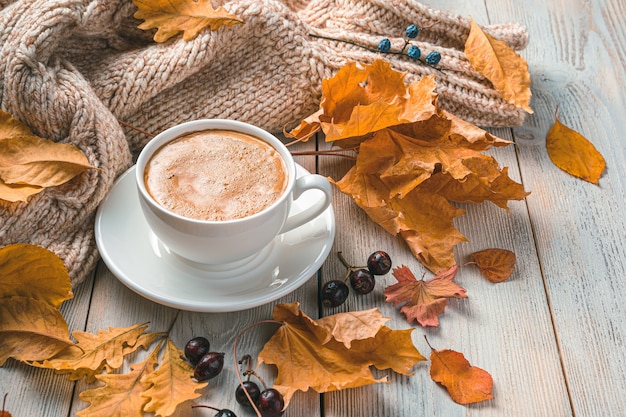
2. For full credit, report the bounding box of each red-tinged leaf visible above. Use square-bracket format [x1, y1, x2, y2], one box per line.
[469, 248, 516, 282]
[384, 265, 466, 326]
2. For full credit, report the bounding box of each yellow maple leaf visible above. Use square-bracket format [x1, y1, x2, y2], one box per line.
[546, 112, 606, 184]
[141, 338, 207, 417]
[0, 244, 73, 308]
[133, 0, 243, 43]
[258, 303, 425, 408]
[465, 18, 533, 113]
[34, 323, 158, 382]
[0, 110, 96, 203]
[77, 341, 162, 417]
[0, 296, 74, 366]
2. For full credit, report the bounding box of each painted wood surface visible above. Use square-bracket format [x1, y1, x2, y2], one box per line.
[2, 0, 625, 416]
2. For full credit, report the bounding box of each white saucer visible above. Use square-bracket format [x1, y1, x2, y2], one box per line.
[94, 164, 335, 312]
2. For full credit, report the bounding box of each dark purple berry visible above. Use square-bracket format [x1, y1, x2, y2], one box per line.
[378, 38, 391, 53]
[194, 352, 224, 381]
[426, 51, 441, 65]
[321, 280, 349, 307]
[235, 380, 261, 408]
[349, 268, 376, 294]
[258, 388, 284, 417]
[184, 336, 211, 365]
[215, 409, 237, 417]
[407, 45, 421, 60]
[405, 24, 419, 38]
[367, 251, 392, 275]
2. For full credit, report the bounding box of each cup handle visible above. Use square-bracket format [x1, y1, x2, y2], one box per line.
[279, 174, 332, 234]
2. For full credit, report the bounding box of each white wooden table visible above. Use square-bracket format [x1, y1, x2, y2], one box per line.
[2, 0, 626, 416]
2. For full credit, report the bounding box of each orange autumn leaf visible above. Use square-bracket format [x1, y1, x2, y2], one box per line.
[0, 393, 11, 417]
[430, 346, 494, 405]
[0, 110, 96, 203]
[258, 303, 425, 408]
[469, 248, 516, 283]
[465, 18, 532, 113]
[133, 0, 243, 43]
[546, 113, 606, 184]
[384, 265, 467, 327]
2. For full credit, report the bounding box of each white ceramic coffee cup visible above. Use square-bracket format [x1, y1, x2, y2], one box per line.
[135, 119, 332, 265]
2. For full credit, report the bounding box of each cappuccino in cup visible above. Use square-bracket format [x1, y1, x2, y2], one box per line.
[144, 130, 287, 221]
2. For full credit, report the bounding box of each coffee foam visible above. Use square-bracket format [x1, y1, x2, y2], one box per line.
[144, 130, 287, 221]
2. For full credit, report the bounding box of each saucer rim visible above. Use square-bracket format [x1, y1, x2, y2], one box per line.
[95, 164, 335, 312]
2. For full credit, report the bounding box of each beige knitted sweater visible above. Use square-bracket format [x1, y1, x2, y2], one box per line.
[0, 0, 528, 286]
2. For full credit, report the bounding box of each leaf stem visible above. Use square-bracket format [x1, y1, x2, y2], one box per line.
[117, 119, 155, 138]
[233, 319, 283, 417]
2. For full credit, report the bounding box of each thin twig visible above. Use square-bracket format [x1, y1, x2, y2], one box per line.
[118, 119, 156, 138]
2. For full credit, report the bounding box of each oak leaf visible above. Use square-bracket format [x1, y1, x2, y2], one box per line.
[77, 341, 162, 417]
[469, 248, 516, 282]
[546, 112, 606, 184]
[0, 110, 96, 202]
[465, 18, 532, 113]
[0, 296, 74, 366]
[141, 339, 208, 417]
[0, 243, 73, 308]
[384, 265, 467, 327]
[289, 60, 529, 273]
[430, 347, 494, 404]
[258, 303, 425, 408]
[133, 0, 243, 43]
[34, 323, 160, 382]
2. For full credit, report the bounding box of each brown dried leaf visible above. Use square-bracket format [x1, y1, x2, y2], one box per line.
[470, 248, 516, 282]
[258, 303, 425, 408]
[465, 18, 532, 113]
[0, 296, 74, 366]
[0, 243, 73, 308]
[546, 113, 606, 184]
[133, 0, 243, 43]
[430, 347, 494, 404]
[384, 265, 467, 327]
[141, 339, 207, 417]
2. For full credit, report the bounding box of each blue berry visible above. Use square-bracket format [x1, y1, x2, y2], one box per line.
[426, 51, 441, 65]
[407, 45, 421, 60]
[405, 24, 419, 39]
[377, 38, 391, 53]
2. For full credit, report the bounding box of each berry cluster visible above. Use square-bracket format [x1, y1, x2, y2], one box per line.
[321, 251, 392, 308]
[185, 336, 224, 382]
[377, 24, 442, 66]
[235, 355, 285, 417]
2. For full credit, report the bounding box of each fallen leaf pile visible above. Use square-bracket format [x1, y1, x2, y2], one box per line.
[288, 60, 529, 273]
[0, 243, 205, 417]
[0, 110, 96, 203]
[133, 0, 243, 43]
[257, 303, 426, 408]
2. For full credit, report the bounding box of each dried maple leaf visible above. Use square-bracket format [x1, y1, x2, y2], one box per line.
[141, 339, 208, 417]
[33, 323, 160, 382]
[290, 60, 529, 273]
[469, 248, 516, 283]
[465, 18, 532, 113]
[0, 110, 96, 202]
[384, 265, 467, 327]
[78, 341, 162, 417]
[546, 111, 606, 184]
[0, 296, 74, 366]
[258, 303, 425, 408]
[133, 0, 243, 43]
[429, 346, 494, 404]
[0, 243, 73, 308]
